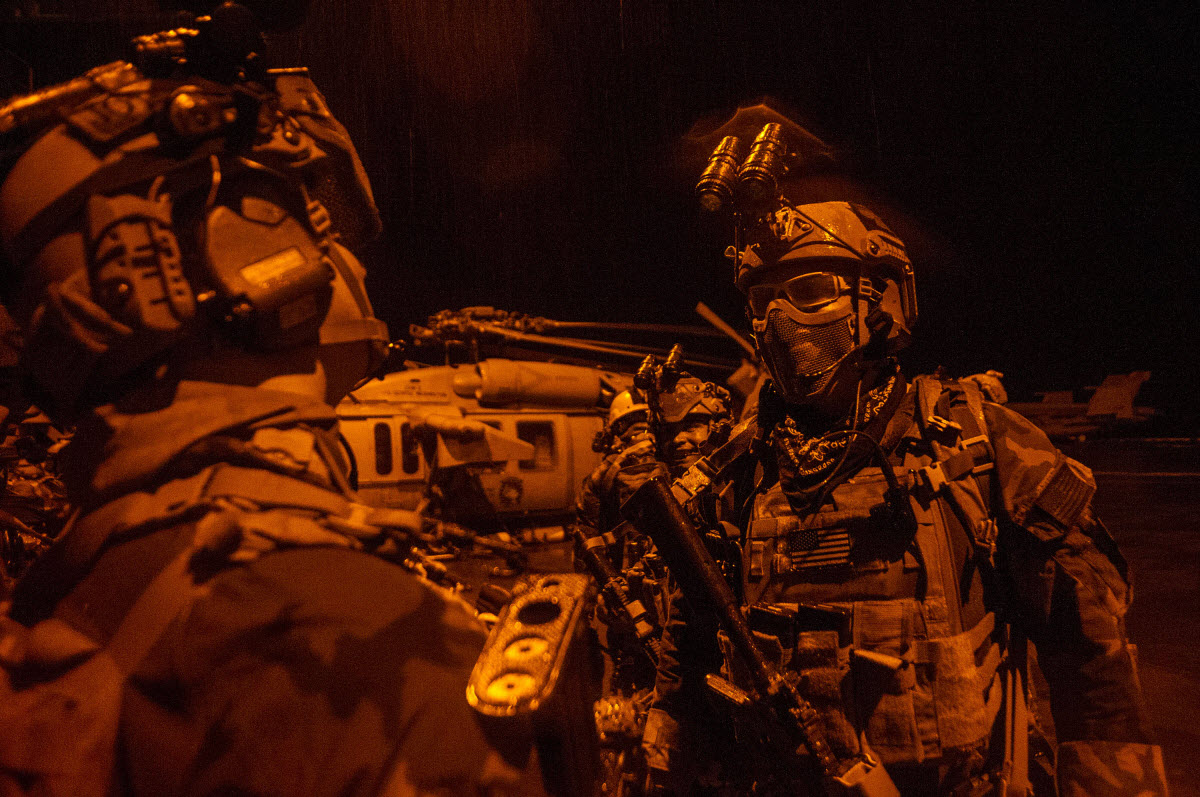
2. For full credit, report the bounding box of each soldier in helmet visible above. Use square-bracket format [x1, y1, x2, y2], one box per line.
[580, 362, 731, 553]
[573, 362, 732, 788]
[0, 3, 545, 795]
[630, 128, 1168, 795]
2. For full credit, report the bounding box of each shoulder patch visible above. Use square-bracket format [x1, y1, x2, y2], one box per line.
[0, 61, 140, 138]
[273, 72, 332, 120]
[1032, 456, 1095, 529]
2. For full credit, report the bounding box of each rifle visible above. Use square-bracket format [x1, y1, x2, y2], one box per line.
[621, 475, 898, 796]
[569, 522, 661, 665]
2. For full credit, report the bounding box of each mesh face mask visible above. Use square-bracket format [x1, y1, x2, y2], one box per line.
[756, 307, 856, 401]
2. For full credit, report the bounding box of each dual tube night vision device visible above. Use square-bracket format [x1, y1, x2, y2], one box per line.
[695, 123, 793, 214]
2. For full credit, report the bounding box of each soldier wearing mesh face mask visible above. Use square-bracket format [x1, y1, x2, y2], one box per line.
[634, 133, 1169, 794]
[0, 4, 546, 795]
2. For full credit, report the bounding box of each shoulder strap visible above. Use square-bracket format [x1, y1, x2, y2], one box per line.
[100, 513, 226, 673]
[911, 375, 943, 438]
[11, 456, 367, 626]
[910, 378, 1000, 566]
[938, 378, 995, 509]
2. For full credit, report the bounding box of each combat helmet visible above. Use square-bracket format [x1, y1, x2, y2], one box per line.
[695, 122, 917, 406]
[606, 389, 650, 437]
[0, 12, 388, 421]
[657, 376, 728, 425]
[737, 200, 917, 343]
[738, 200, 916, 405]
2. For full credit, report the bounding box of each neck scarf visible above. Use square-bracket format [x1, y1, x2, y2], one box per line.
[770, 368, 905, 513]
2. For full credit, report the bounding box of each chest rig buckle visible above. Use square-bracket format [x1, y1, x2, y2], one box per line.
[912, 412, 995, 502]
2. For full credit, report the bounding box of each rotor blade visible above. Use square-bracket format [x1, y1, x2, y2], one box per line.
[545, 321, 728, 338]
[694, 302, 757, 359]
[478, 325, 740, 370]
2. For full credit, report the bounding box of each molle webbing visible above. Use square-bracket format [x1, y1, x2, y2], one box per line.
[910, 377, 999, 571]
[917, 611, 1004, 752]
[728, 602, 1005, 764]
[736, 378, 1016, 767]
[845, 603, 1004, 760]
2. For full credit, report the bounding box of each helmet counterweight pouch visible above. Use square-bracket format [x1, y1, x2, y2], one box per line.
[202, 196, 334, 350]
[87, 193, 196, 339]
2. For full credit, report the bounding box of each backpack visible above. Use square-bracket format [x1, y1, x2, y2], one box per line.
[0, 513, 214, 796]
[0, 456, 421, 797]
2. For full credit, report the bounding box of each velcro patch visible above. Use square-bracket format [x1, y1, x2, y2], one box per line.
[1034, 459, 1095, 529]
[66, 89, 154, 143]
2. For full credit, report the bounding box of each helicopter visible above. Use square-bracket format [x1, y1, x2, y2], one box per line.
[338, 356, 630, 535]
[335, 306, 754, 540]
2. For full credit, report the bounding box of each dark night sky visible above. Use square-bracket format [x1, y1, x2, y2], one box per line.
[3, 1, 1198, 426]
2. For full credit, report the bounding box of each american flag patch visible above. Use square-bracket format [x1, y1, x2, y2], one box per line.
[786, 527, 852, 570]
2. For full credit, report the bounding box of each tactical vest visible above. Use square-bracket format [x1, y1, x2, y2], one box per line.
[728, 377, 1012, 770]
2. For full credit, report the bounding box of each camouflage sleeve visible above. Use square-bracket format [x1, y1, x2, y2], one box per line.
[985, 403, 1169, 794]
[573, 427, 662, 582]
[574, 462, 606, 533]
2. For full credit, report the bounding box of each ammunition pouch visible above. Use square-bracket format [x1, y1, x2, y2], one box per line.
[717, 603, 1005, 769]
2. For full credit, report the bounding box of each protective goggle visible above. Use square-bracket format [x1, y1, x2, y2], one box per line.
[746, 272, 853, 318]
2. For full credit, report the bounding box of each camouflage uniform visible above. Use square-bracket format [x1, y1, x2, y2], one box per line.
[634, 179, 1167, 793]
[576, 374, 732, 571]
[0, 11, 544, 795]
[636, 373, 1167, 795]
[6, 384, 545, 796]
[574, 375, 732, 789]
[724, 375, 1166, 793]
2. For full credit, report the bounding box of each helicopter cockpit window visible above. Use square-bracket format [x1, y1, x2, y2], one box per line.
[374, 422, 393, 475]
[400, 422, 420, 474]
[517, 421, 556, 470]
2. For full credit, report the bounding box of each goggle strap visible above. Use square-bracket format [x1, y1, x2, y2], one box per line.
[857, 277, 882, 306]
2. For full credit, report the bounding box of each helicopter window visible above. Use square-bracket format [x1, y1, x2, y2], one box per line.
[517, 421, 556, 470]
[400, 422, 420, 474]
[374, 422, 394, 475]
